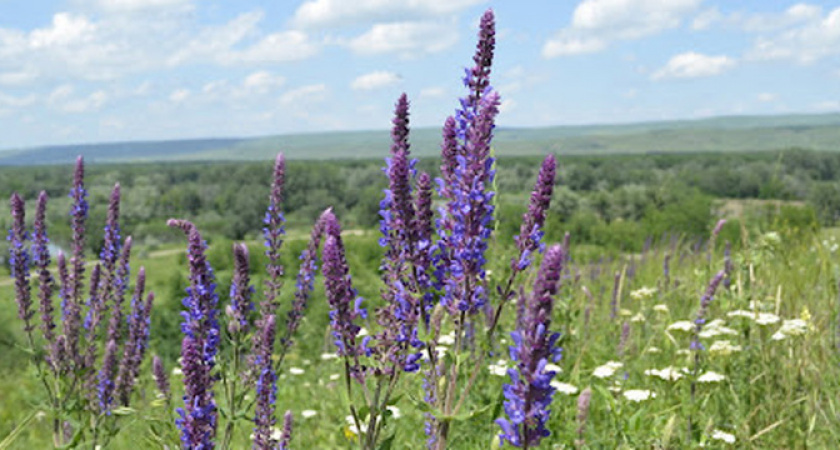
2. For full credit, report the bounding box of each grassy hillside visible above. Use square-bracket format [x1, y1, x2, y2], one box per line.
[1, 112, 840, 165]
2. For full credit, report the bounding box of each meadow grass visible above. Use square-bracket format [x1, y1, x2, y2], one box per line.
[2, 223, 839, 449]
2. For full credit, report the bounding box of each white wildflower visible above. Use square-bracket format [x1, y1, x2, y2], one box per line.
[302, 410, 318, 419]
[488, 363, 509, 377]
[630, 286, 657, 301]
[653, 304, 669, 313]
[386, 406, 401, 419]
[171, 367, 183, 376]
[321, 352, 338, 360]
[592, 361, 623, 379]
[329, 373, 341, 381]
[711, 429, 736, 444]
[698, 319, 738, 338]
[645, 367, 684, 381]
[358, 327, 369, 337]
[771, 319, 808, 341]
[438, 332, 456, 346]
[545, 363, 563, 374]
[667, 321, 694, 332]
[709, 340, 742, 357]
[631, 312, 646, 323]
[550, 381, 578, 395]
[645, 346, 662, 354]
[697, 371, 726, 383]
[289, 367, 305, 375]
[623, 389, 656, 402]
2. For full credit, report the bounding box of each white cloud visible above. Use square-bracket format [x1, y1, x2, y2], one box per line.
[0, 92, 37, 108]
[243, 71, 286, 92]
[542, 36, 605, 57]
[280, 84, 328, 105]
[169, 88, 190, 103]
[47, 84, 108, 113]
[692, 7, 722, 31]
[757, 92, 778, 102]
[652, 52, 736, 80]
[747, 6, 840, 64]
[351, 71, 401, 91]
[0, 68, 39, 85]
[291, 0, 484, 29]
[543, 0, 701, 57]
[95, 0, 194, 13]
[347, 21, 458, 57]
[170, 13, 318, 66]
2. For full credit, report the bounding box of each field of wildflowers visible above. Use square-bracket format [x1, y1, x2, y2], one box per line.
[3, 7, 840, 450]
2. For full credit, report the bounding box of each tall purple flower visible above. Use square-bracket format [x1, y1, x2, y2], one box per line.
[691, 270, 726, 351]
[115, 268, 154, 406]
[228, 243, 254, 335]
[512, 154, 556, 271]
[253, 315, 278, 450]
[152, 355, 171, 401]
[262, 153, 286, 318]
[413, 172, 434, 324]
[497, 244, 565, 448]
[322, 212, 367, 382]
[432, 8, 498, 317]
[69, 156, 88, 324]
[278, 410, 293, 450]
[98, 339, 118, 414]
[32, 191, 57, 360]
[283, 210, 329, 348]
[9, 193, 34, 336]
[169, 219, 220, 449]
[104, 236, 132, 348]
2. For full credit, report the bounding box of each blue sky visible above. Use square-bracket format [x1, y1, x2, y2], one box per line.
[0, 0, 838, 149]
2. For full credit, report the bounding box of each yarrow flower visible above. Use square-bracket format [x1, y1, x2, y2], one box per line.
[496, 244, 565, 448]
[623, 389, 656, 402]
[711, 429, 736, 444]
[645, 367, 685, 381]
[709, 340, 742, 357]
[592, 361, 623, 379]
[771, 319, 809, 341]
[697, 371, 726, 383]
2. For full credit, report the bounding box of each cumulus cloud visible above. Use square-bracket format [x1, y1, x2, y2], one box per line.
[291, 0, 484, 29]
[169, 88, 190, 103]
[747, 6, 840, 64]
[243, 71, 286, 92]
[280, 84, 328, 105]
[47, 84, 108, 113]
[347, 20, 458, 57]
[351, 71, 401, 91]
[94, 0, 194, 13]
[651, 52, 736, 80]
[543, 0, 701, 57]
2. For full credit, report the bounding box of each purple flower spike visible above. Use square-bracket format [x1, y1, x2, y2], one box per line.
[322, 213, 367, 382]
[169, 219, 220, 449]
[9, 193, 34, 336]
[497, 244, 565, 448]
[105, 236, 133, 350]
[32, 191, 57, 360]
[69, 156, 88, 324]
[229, 243, 254, 335]
[253, 315, 277, 450]
[691, 270, 726, 351]
[512, 154, 556, 271]
[152, 355, 171, 400]
[115, 268, 153, 406]
[284, 210, 328, 347]
[98, 339, 118, 415]
[278, 410, 293, 450]
[262, 153, 286, 318]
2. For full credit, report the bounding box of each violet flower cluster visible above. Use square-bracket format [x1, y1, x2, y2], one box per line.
[7, 156, 154, 445]
[169, 219, 221, 449]
[432, 8, 499, 316]
[497, 244, 565, 448]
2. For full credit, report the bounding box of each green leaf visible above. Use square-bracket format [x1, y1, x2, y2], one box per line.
[0, 411, 36, 450]
[376, 434, 395, 450]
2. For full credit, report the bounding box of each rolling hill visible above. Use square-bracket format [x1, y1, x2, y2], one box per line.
[1, 112, 839, 165]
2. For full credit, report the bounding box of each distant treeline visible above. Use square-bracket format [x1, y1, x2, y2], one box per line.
[0, 148, 835, 258]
